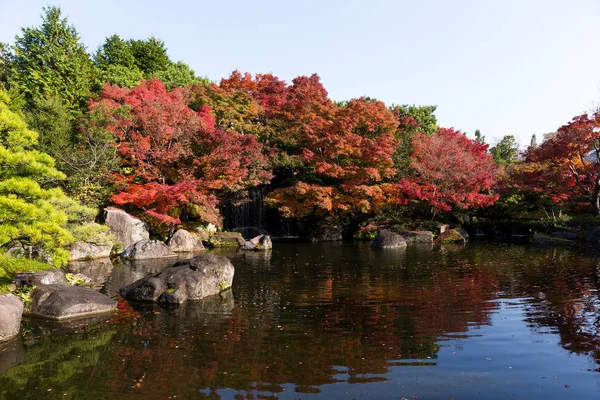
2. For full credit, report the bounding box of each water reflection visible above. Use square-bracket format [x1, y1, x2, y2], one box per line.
[0, 243, 599, 399]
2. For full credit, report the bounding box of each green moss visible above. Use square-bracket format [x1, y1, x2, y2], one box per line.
[0, 253, 52, 293]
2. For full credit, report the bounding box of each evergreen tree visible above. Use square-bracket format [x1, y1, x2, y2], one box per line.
[0, 90, 106, 266]
[10, 6, 93, 114]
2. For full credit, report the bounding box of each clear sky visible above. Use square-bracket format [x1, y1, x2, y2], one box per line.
[1, 0, 599, 146]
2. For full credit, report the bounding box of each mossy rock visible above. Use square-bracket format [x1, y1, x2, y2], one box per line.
[436, 229, 467, 244]
[206, 232, 245, 248]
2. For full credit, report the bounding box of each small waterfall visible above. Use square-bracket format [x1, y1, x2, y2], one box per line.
[221, 185, 300, 239]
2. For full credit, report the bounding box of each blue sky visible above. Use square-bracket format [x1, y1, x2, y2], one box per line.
[1, 0, 599, 147]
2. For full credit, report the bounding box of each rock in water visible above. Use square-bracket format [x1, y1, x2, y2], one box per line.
[120, 254, 235, 305]
[371, 230, 407, 248]
[70, 241, 113, 261]
[242, 235, 273, 251]
[436, 229, 468, 244]
[103, 208, 150, 249]
[207, 232, 245, 248]
[398, 231, 434, 243]
[28, 284, 116, 320]
[121, 239, 177, 260]
[14, 268, 66, 288]
[0, 294, 23, 341]
[167, 229, 204, 252]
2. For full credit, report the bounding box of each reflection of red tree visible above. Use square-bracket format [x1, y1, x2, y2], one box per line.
[104, 264, 501, 397]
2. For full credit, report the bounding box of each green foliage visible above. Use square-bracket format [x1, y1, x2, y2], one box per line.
[23, 95, 74, 163]
[94, 35, 203, 91]
[128, 37, 170, 76]
[65, 272, 85, 286]
[0, 254, 49, 293]
[390, 104, 438, 135]
[0, 89, 103, 267]
[154, 61, 207, 90]
[490, 135, 519, 167]
[10, 6, 93, 113]
[390, 104, 438, 177]
[0, 41, 11, 87]
[13, 284, 36, 303]
[474, 129, 485, 144]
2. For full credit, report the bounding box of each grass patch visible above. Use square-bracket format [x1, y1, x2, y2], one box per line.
[0, 253, 53, 294]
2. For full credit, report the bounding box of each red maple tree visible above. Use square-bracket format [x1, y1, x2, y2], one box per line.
[91, 78, 271, 231]
[397, 128, 500, 217]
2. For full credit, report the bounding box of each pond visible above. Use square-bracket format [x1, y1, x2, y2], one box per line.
[1, 242, 600, 399]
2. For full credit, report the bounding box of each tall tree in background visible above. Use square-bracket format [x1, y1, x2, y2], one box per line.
[490, 135, 519, 167]
[94, 35, 204, 90]
[389, 104, 438, 178]
[10, 6, 93, 113]
[474, 129, 485, 144]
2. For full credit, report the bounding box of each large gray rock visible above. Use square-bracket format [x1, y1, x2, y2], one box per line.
[70, 241, 113, 261]
[120, 254, 235, 305]
[242, 234, 272, 251]
[121, 239, 177, 260]
[14, 268, 66, 288]
[167, 229, 204, 252]
[399, 231, 434, 243]
[371, 230, 407, 248]
[103, 208, 150, 249]
[29, 284, 117, 320]
[0, 294, 23, 341]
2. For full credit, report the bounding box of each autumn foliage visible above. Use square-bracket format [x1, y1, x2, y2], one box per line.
[514, 113, 600, 214]
[397, 128, 500, 216]
[92, 78, 270, 230]
[88, 71, 507, 232]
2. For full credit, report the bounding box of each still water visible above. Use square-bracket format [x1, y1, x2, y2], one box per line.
[1, 242, 599, 399]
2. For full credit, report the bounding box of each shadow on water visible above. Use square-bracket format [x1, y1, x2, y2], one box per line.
[0, 242, 599, 399]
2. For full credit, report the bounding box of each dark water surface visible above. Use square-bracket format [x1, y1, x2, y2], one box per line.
[1, 242, 600, 399]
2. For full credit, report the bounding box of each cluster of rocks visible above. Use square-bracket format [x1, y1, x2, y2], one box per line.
[370, 227, 468, 249]
[1, 207, 253, 342]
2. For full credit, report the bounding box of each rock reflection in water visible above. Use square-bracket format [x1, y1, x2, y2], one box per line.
[66, 258, 114, 290]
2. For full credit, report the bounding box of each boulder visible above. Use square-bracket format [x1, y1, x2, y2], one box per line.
[0, 294, 23, 341]
[371, 230, 407, 248]
[121, 239, 177, 260]
[436, 229, 468, 244]
[207, 232, 245, 248]
[28, 284, 116, 320]
[242, 235, 273, 251]
[532, 232, 575, 246]
[103, 208, 150, 249]
[70, 241, 113, 261]
[120, 254, 235, 305]
[399, 231, 434, 243]
[167, 229, 204, 252]
[14, 268, 66, 288]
